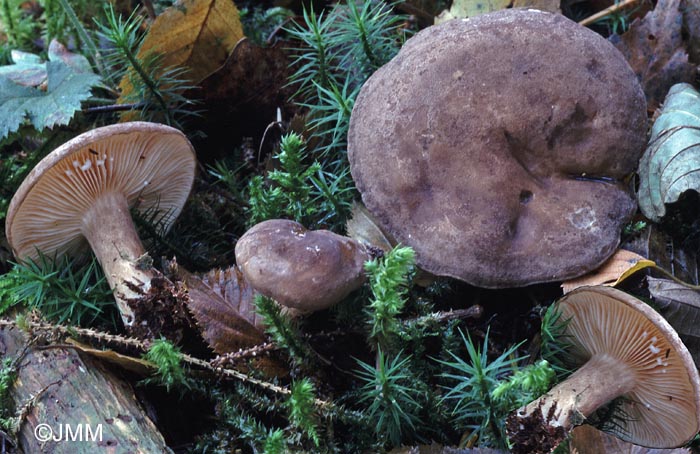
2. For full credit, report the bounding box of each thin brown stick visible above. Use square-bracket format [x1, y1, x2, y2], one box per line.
[578, 0, 639, 26]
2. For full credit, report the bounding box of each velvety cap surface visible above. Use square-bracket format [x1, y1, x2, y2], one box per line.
[348, 9, 647, 287]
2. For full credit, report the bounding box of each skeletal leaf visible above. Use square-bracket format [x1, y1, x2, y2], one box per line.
[637, 83, 700, 221]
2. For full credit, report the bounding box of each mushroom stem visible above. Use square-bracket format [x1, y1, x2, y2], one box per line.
[507, 353, 636, 453]
[81, 191, 153, 327]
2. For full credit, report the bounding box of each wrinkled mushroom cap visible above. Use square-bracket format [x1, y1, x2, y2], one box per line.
[348, 9, 647, 288]
[235, 219, 369, 312]
[6, 122, 196, 261]
[558, 286, 700, 447]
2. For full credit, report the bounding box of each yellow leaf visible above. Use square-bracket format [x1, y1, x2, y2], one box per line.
[435, 0, 512, 23]
[66, 338, 155, 376]
[119, 0, 243, 102]
[561, 249, 656, 293]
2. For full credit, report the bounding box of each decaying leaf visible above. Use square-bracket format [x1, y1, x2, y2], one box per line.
[569, 424, 692, 453]
[346, 202, 395, 253]
[622, 223, 699, 285]
[0, 41, 100, 138]
[647, 276, 700, 366]
[561, 249, 655, 293]
[66, 338, 155, 376]
[119, 0, 243, 100]
[185, 38, 294, 160]
[610, 0, 695, 110]
[637, 83, 700, 222]
[681, 0, 700, 63]
[512, 0, 560, 13]
[172, 263, 266, 354]
[389, 445, 506, 454]
[434, 0, 512, 23]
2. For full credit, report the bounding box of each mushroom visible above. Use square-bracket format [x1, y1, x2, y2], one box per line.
[506, 286, 700, 453]
[6, 122, 196, 327]
[347, 9, 647, 288]
[235, 219, 371, 313]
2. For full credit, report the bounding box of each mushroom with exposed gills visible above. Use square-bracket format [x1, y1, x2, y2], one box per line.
[506, 286, 700, 453]
[235, 219, 372, 313]
[347, 9, 647, 288]
[6, 122, 196, 327]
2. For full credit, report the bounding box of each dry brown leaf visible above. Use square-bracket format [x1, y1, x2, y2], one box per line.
[647, 276, 700, 366]
[610, 0, 695, 110]
[681, 0, 700, 63]
[561, 249, 655, 293]
[66, 338, 154, 376]
[173, 264, 266, 354]
[346, 202, 395, 253]
[185, 38, 294, 160]
[119, 0, 243, 101]
[569, 424, 692, 453]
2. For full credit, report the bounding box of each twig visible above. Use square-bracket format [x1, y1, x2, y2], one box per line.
[83, 103, 145, 114]
[578, 0, 639, 26]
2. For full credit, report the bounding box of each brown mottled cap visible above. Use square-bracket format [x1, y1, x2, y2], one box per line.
[235, 219, 370, 312]
[348, 9, 647, 288]
[6, 122, 196, 262]
[558, 286, 700, 447]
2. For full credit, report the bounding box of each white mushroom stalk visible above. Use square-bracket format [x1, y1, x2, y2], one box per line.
[506, 286, 700, 453]
[6, 122, 196, 327]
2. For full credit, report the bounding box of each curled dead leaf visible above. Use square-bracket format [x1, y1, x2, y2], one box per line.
[171, 263, 266, 354]
[561, 249, 655, 293]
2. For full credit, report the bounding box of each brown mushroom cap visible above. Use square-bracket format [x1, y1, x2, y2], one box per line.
[555, 286, 700, 447]
[6, 122, 195, 262]
[235, 219, 370, 312]
[347, 9, 647, 288]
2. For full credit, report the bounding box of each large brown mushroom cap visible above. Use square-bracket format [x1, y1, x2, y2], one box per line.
[348, 9, 647, 288]
[6, 122, 196, 262]
[557, 286, 700, 447]
[235, 219, 370, 312]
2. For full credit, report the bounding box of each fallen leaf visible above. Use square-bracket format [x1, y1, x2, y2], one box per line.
[622, 224, 699, 285]
[681, 0, 700, 63]
[434, 0, 512, 23]
[647, 276, 700, 366]
[119, 0, 243, 101]
[610, 0, 695, 110]
[389, 445, 506, 454]
[637, 83, 700, 222]
[0, 46, 100, 138]
[569, 424, 692, 453]
[66, 338, 155, 376]
[561, 249, 655, 293]
[185, 38, 295, 161]
[512, 0, 560, 13]
[346, 202, 395, 253]
[172, 263, 267, 354]
[0, 40, 93, 88]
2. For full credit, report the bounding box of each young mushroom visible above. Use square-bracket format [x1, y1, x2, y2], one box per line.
[235, 219, 372, 313]
[506, 286, 700, 453]
[6, 122, 196, 327]
[347, 9, 647, 288]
